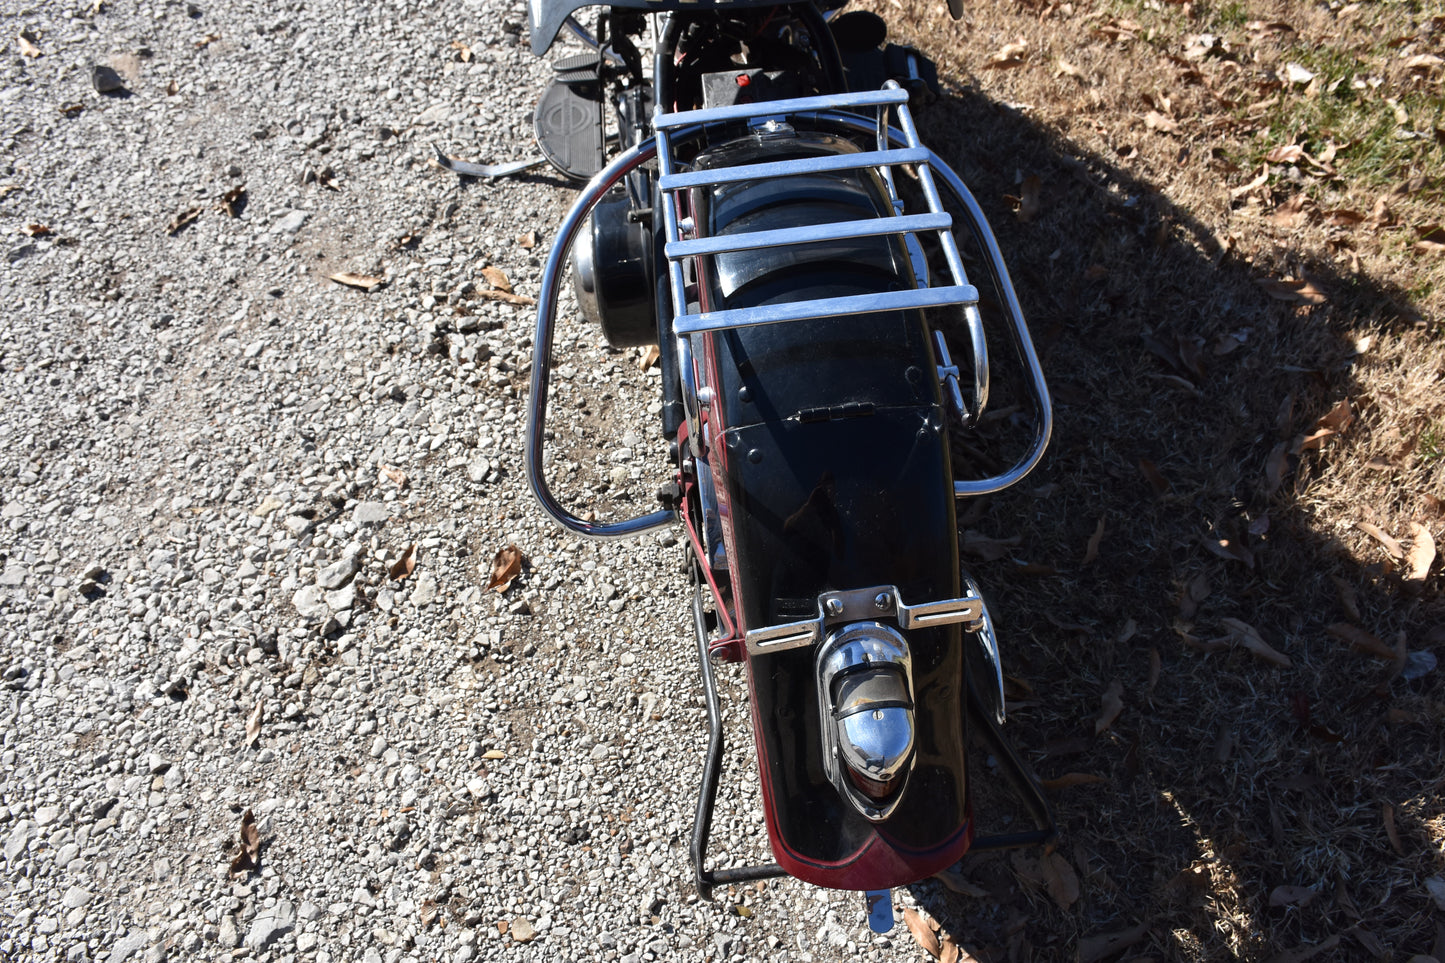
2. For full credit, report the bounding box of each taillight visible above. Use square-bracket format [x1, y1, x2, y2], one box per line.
[816, 621, 916, 822]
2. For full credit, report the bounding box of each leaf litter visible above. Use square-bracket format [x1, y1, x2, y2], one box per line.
[486, 544, 524, 593]
[228, 809, 260, 875]
[903, 906, 941, 957]
[244, 700, 263, 748]
[835, 0, 1445, 955]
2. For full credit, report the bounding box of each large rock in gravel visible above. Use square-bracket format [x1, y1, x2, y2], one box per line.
[292, 585, 328, 620]
[317, 554, 362, 590]
[107, 930, 149, 963]
[247, 901, 295, 950]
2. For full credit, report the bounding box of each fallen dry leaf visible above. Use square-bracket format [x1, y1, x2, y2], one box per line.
[1265, 144, 1306, 164]
[1405, 522, 1436, 590]
[1221, 617, 1292, 667]
[379, 464, 409, 489]
[167, 207, 201, 235]
[1284, 62, 1314, 85]
[1257, 277, 1327, 304]
[515, 231, 536, 249]
[195, 33, 220, 48]
[1297, 428, 1338, 452]
[1403, 53, 1443, 73]
[1327, 623, 1396, 660]
[1178, 572, 1210, 619]
[934, 866, 988, 898]
[18, 32, 41, 57]
[58, 103, 84, 117]
[1095, 680, 1124, 734]
[388, 542, 417, 581]
[245, 700, 263, 749]
[1041, 851, 1080, 908]
[984, 39, 1028, 69]
[1268, 194, 1309, 228]
[638, 344, 661, 370]
[1415, 225, 1445, 255]
[1265, 442, 1289, 495]
[1144, 110, 1178, 133]
[1316, 398, 1354, 433]
[329, 272, 385, 292]
[1246, 19, 1296, 33]
[479, 265, 512, 293]
[1079, 924, 1149, 963]
[1042, 772, 1108, 791]
[450, 40, 473, 62]
[1269, 885, 1317, 907]
[473, 289, 537, 306]
[1082, 517, 1105, 566]
[1383, 802, 1404, 855]
[487, 544, 524, 593]
[228, 809, 260, 875]
[218, 185, 246, 217]
[1055, 58, 1084, 80]
[903, 907, 941, 957]
[939, 939, 960, 963]
[21, 224, 51, 237]
[482, 749, 506, 760]
[1230, 165, 1269, 199]
[1355, 521, 1403, 559]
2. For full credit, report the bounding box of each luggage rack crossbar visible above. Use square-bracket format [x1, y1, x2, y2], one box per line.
[675, 285, 978, 336]
[656, 146, 931, 191]
[655, 87, 909, 130]
[665, 212, 951, 260]
[653, 83, 990, 421]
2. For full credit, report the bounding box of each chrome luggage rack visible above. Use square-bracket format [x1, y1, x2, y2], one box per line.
[525, 84, 1052, 539]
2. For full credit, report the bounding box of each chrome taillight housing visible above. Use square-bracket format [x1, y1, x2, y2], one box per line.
[816, 621, 916, 822]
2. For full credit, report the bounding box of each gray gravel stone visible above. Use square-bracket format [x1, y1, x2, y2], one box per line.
[317, 553, 362, 590]
[246, 900, 295, 950]
[354, 502, 389, 524]
[292, 585, 328, 620]
[275, 210, 309, 234]
[107, 931, 149, 963]
[0, 0, 941, 958]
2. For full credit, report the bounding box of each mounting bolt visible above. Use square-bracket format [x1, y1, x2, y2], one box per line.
[824, 598, 844, 617]
[874, 593, 891, 611]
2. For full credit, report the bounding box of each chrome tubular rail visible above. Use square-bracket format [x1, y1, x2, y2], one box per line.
[525, 138, 685, 540]
[527, 87, 1050, 538]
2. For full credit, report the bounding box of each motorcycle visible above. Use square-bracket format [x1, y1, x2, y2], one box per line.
[470, 0, 1058, 934]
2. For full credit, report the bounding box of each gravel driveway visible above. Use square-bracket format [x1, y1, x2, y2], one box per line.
[0, 1, 976, 960]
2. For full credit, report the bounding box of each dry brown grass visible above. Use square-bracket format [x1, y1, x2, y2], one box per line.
[853, 0, 1445, 958]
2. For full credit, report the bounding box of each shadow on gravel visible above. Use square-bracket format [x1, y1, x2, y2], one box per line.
[892, 80, 1443, 961]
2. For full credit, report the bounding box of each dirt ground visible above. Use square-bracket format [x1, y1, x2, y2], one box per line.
[852, 0, 1445, 959]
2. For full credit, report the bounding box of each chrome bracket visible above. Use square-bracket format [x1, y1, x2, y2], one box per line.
[933, 330, 969, 425]
[745, 585, 983, 656]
